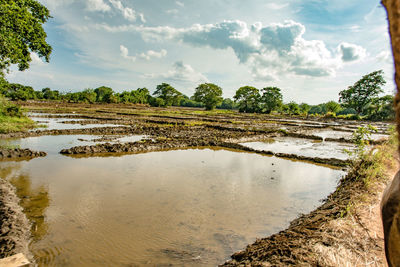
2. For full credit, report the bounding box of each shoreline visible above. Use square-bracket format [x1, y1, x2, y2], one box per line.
[221, 142, 397, 266]
[0, 178, 32, 262]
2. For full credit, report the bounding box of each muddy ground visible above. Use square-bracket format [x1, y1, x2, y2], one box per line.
[0, 101, 395, 265]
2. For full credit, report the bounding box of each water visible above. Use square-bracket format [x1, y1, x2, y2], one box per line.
[241, 137, 354, 160]
[312, 129, 389, 141]
[29, 116, 123, 131]
[0, 136, 344, 266]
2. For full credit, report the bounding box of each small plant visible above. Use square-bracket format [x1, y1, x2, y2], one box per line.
[345, 125, 378, 158]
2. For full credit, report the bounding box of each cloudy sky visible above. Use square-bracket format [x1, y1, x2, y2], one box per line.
[6, 0, 395, 104]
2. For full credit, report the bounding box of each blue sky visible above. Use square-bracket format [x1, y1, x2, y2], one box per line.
[6, 0, 395, 104]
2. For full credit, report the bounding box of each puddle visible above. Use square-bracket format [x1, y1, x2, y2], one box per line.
[312, 129, 389, 141]
[28, 114, 123, 131]
[0, 135, 145, 155]
[241, 137, 354, 160]
[0, 142, 343, 266]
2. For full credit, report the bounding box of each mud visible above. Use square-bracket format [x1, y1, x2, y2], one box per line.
[221, 154, 392, 266]
[0, 148, 46, 160]
[0, 178, 31, 260]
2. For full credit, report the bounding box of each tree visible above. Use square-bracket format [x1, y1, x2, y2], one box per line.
[218, 98, 236, 110]
[193, 83, 223, 110]
[233, 86, 260, 113]
[0, 0, 52, 75]
[299, 103, 311, 115]
[339, 70, 386, 115]
[260, 87, 283, 114]
[94, 86, 114, 103]
[153, 83, 182, 106]
[364, 95, 395, 120]
[287, 101, 300, 115]
[325, 101, 341, 114]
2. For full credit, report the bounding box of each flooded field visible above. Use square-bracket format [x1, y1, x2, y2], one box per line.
[0, 104, 393, 266]
[241, 138, 354, 160]
[0, 144, 343, 266]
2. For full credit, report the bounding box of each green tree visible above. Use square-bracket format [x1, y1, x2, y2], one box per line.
[94, 86, 114, 103]
[233, 86, 260, 113]
[6, 83, 35, 100]
[80, 89, 97, 103]
[325, 101, 341, 114]
[299, 103, 311, 115]
[193, 83, 223, 110]
[153, 83, 182, 106]
[364, 95, 395, 120]
[0, 0, 52, 75]
[260, 87, 283, 114]
[218, 98, 236, 110]
[287, 101, 300, 115]
[131, 88, 150, 104]
[339, 70, 386, 115]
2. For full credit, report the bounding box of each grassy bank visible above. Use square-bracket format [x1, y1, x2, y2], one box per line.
[223, 129, 398, 266]
[0, 97, 37, 134]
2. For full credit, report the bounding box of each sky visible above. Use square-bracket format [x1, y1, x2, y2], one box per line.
[6, 0, 396, 104]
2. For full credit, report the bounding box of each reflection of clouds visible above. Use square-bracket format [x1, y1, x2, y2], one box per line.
[0, 145, 344, 265]
[242, 138, 353, 160]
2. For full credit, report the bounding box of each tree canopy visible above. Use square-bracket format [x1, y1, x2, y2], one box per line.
[339, 70, 386, 115]
[193, 83, 223, 110]
[260, 87, 283, 114]
[234, 86, 260, 113]
[0, 0, 52, 75]
[153, 83, 182, 106]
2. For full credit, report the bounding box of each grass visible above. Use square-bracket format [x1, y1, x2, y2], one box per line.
[0, 96, 38, 134]
[0, 115, 37, 134]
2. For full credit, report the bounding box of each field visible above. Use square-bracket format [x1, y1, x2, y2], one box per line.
[0, 101, 396, 266]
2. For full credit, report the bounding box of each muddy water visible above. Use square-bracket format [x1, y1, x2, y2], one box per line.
[0, 136, 344, 266]
[241, 137, 354, 160]
[29, 116, 123, 131]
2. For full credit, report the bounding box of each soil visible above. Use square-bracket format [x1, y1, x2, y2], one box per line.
[221, 151, 398, 267]
[0, 148, 46, 160]
[0, 178, 31, 260]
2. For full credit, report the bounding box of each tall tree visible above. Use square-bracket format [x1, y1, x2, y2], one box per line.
[0, 0, 52, 75]
[193, 83, 223, 110]
[234, 86, 260, 113]
[339, 70, 386, 115]
[153, 83, 182, 106]
[260, 87, 283, 114]
[94, 86, 114, 103]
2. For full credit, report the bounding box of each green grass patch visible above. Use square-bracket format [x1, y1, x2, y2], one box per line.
[0, 115, 37, 133]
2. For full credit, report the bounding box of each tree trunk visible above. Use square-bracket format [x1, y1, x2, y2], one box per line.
[381, 1, 400, 266]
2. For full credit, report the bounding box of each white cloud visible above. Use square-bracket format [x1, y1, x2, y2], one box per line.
[376, 51, 392, 63]
[264, 3, 288, 10]
[99, 20, 368, 80]
[145, 61, 208, 84]
[120, 45, 136, 62]
[338, 42, 367, 62]
[139, 49, 167, 60]
[166, 9, 179, 15]
[109, 0, 145, 23]
[176, 1, 184, 7]
[86, 0, 111, 12]
[30, 53, 46, 66]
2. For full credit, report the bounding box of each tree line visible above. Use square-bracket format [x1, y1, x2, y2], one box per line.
[0, 70, 395, 120]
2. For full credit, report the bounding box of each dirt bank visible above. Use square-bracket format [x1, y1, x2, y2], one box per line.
[0, 148, 46, 160]
[221, 144, 397, 266]
[0, 178, 31, 261]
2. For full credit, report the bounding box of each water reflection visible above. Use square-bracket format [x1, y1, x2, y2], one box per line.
[241, 137, 354, 160]
[0, 163, 50, 242]
[0, 146, 344, 266]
